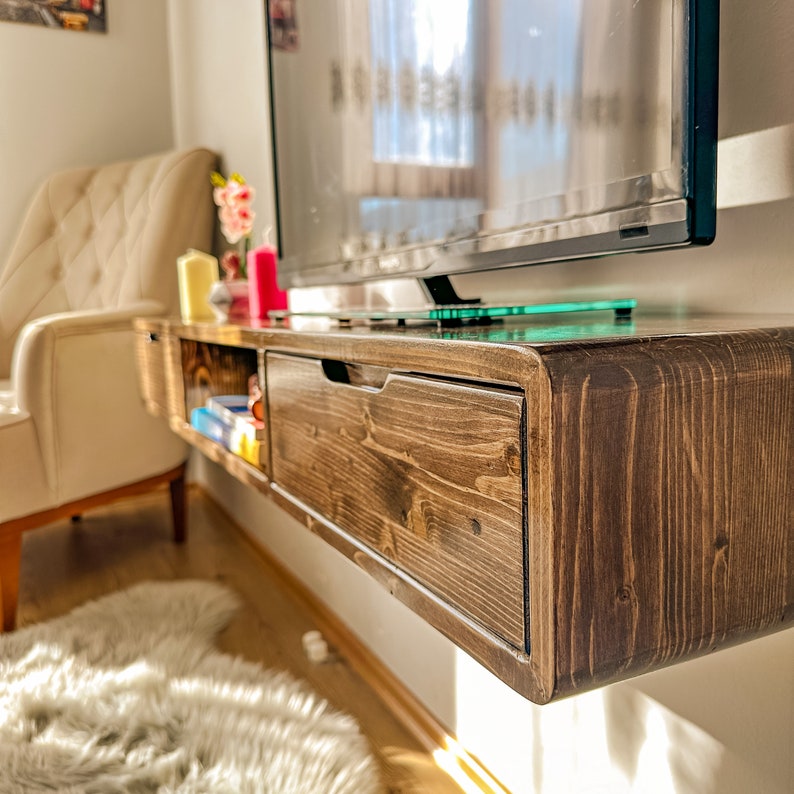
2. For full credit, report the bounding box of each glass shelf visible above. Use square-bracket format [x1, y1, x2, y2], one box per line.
[270, 298, 636, 325]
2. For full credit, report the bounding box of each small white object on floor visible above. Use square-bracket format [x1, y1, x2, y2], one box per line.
[302, 628, 331, 663]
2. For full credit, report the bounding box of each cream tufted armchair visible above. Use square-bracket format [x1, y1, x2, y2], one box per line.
[0, 147, 218, 630]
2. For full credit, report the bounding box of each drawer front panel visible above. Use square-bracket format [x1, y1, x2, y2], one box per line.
[267, 353, 526, 648]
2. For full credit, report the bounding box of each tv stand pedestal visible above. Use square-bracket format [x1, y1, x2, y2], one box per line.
[135, 313, 793, 704]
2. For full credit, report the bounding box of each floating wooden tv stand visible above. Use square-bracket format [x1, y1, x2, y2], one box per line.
[134, 313, 793, 704]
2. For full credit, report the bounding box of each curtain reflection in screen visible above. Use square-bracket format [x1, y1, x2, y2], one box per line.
[370, 0, 475, 167]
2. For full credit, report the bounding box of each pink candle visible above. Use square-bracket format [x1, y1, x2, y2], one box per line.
[246, 243, 288, 319]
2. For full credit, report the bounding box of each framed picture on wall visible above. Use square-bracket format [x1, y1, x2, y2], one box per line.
[0, 1, 107, 33]
[268, 0, 298, 52]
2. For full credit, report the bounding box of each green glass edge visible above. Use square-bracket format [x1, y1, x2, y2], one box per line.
[429, 299, 637, 320]
[270, 298, 636, 322]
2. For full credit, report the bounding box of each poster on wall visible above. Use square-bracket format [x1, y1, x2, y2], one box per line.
[268, 0, 298, 52]
[0, 0, 107, 33]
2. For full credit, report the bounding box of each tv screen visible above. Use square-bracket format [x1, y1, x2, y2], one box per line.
[267, 0, 718, 295]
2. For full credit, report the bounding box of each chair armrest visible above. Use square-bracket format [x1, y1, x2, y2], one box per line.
[11, 301, 164, 402]
[10, 302, 185, 500]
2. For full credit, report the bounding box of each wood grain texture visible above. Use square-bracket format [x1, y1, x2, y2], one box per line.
[267, 353, 526, 648]
[545, 329, 794, 695]
[165, 332, 188, 421]
[134, 329, 169, 417]
[134, 316, 794, 703]
[180, 340, 259, 415]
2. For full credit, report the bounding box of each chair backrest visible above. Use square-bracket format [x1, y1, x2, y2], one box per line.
[0, 147, 218, 377]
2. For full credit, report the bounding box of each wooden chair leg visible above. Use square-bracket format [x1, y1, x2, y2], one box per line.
[0, 529, 23, 632]
[169, 467, 187, 544]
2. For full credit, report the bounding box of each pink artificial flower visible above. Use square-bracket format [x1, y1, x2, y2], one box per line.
[211, 170, 256, 252]
[222, 219, 245, 244]
[236, 206, 254, 224]
[226, 181, 255, 205]
[213, 185, 230, 207]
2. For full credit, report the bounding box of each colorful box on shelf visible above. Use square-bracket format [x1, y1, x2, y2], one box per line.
[190, 395, 266, 467]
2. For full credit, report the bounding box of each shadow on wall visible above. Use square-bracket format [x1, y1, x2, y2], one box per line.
[602, 687, 723, 794]
[453, 627, 793, 794]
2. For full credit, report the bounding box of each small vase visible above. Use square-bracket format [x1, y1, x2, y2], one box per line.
[207, 279, 250, 323]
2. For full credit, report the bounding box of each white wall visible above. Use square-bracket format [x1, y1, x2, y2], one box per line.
[0, 0, 174, 268]
[167, 0, 276, 253]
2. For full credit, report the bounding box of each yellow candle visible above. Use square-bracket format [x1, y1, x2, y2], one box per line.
[177, 249, 219, 322]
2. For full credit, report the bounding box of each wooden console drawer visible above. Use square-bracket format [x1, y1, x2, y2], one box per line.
[267, 352, 527, 648]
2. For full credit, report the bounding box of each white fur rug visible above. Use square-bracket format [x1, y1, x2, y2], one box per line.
[0, 580, 381, 793]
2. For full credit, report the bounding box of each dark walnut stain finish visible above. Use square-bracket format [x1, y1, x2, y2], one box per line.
[134, 316, 794, 703]
[180, 340, 258, 415]
[267, 353, 526, 648]
[546, 330, 794, 693]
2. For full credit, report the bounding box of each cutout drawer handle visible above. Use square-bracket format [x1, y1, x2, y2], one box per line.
[321, 359, 389, 391]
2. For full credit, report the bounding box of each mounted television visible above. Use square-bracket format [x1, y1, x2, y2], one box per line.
[267, 0, 718, 303]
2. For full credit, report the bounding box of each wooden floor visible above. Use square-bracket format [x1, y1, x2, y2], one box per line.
[16, 485, 466, 794]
